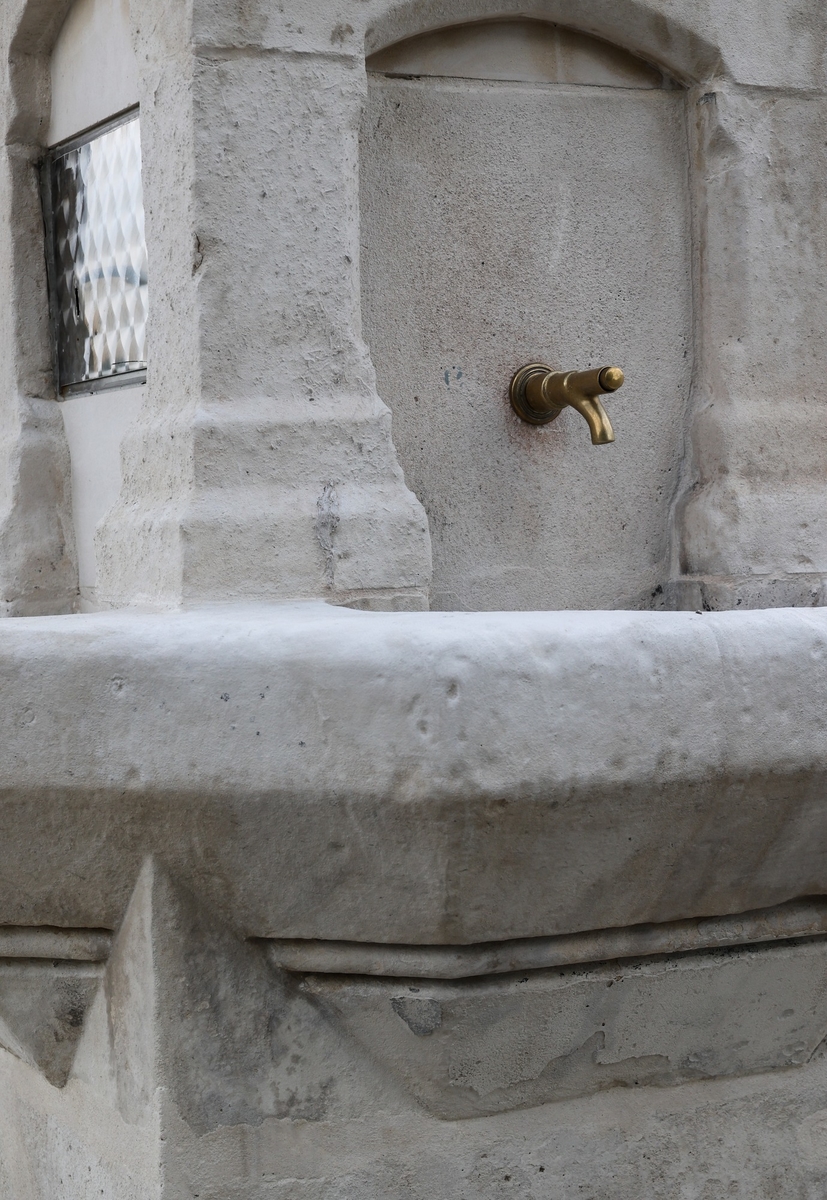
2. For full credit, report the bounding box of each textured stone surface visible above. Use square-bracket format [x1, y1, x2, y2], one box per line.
[677, 86, 827, 593]
[0, 0, 826, 1195]
[0, 603, 826, 942]
[263, 898, 827, 978]
[5, 865, 827, 1197]
[306, 937, 827, 1117]
[1, 0, 825, 610]
[91, 0, 432, 610]
[361, 67, 691, 611]
[0, 0, 77, 617]
[0, 961, 102, 1087]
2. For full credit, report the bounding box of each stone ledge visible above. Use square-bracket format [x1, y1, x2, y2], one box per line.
[0, 602, 826, 941]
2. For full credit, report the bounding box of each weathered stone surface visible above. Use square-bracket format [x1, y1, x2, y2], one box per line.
[361, 63, 692, 611]
[0, 0, 825, 1195]
[305, 938, 827, 1116]
[263, 898, 827, 978]
[69, 860, 399, 1133]
[0, 603, 826, 942]
[2, 0, 826, 611]
[5, 866, 827, 1197]
[0, 961, 102, 1087]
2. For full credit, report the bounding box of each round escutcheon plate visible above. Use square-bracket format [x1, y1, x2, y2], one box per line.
[509, 362, 563, 425]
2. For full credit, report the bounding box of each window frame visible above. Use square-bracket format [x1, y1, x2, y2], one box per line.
[41, 104, 148, 399]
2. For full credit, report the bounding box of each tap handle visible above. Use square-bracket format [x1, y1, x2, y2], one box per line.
[567, 366, 624, 395]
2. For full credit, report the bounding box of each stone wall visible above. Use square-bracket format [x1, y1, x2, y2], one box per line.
[0, 2, 826, 1196]
[1, 0, 825, 611]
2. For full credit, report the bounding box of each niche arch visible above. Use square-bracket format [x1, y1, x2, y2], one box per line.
[364, 0, 721, 86]
[367, 18, 673, 88]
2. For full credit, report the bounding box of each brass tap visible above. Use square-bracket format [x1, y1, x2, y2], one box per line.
[510, 363, 624, 444]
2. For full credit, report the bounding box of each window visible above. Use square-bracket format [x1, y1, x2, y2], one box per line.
[42, 108, 148, 396]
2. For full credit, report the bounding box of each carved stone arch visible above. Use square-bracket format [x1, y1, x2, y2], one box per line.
[365, 0, 723, 86]
[367, 18, 674, 89]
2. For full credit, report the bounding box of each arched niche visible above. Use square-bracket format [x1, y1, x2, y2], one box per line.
[364, 0, 721, 86]
[360, 18, 693, 611]
[49, 0, 138, 144]
[367, 18, 672, 88]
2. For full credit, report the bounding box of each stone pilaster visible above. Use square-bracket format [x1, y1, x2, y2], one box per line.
[95, 1, 431, 609]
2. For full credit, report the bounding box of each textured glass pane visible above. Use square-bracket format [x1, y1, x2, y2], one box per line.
[50, 115, 148, 390]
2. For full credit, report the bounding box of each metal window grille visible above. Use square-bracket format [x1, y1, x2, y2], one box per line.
[42, 109, 148, 396]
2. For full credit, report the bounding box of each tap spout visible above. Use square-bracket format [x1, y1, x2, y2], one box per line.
[510, 363, 624, 444]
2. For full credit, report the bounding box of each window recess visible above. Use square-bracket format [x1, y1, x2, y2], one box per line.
[42, 107, 148, 397]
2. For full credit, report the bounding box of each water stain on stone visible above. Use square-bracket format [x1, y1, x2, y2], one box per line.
[391, 995, 442, 1036]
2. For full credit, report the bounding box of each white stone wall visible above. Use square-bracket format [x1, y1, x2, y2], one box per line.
[1, 0, 825, 612]
[1, 2, 826, 1196]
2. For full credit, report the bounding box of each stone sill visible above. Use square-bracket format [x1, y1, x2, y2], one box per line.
[1, 602, 825, 943]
